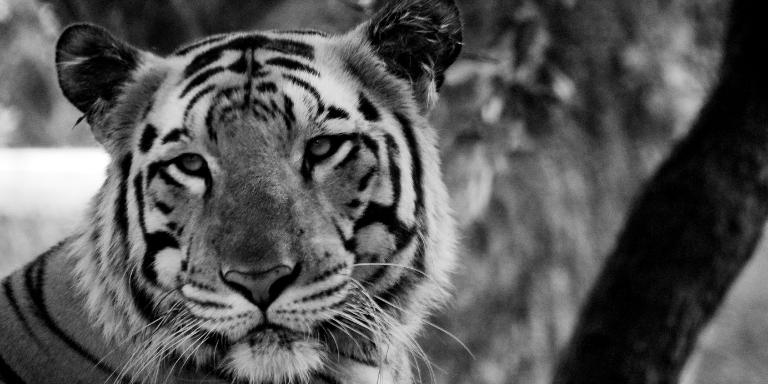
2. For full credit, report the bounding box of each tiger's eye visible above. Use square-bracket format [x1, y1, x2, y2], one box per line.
[308, 138, 332, 157]
[177, 154, 205, 173]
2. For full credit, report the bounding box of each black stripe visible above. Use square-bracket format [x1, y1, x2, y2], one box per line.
[280, 95, 295, 131]
[250, 98, 277, 121]
[395, 113, 424, 215]
[133, 173, 147, 233]
[206, 101, 218, 143]
[183, 48, 226, 79]
[2, 278, 42, 347]
[326, 106, 350, 120]
[155, 200, 174, 214]
[174, 34, 228, 56]
[282, 73, 325, 114]
[360, 133, 380, 155]
[310, 262, 349, 284]
[161, 127, 190, 144]
[227, 52, 248, 74]
[256, 36, 315, 59]
[283, 95, 295, 122]
[146, 162, 164, 184]
[354, 203, 415, 251]
[274, 29, 329, 37]
[183, 85, 216, 126]
[315, 373, 343, 384]
[23, 253, 119, 376]
[142, 232, 180, 285]
[183, 35, 314, 79]
[297, 281, 348, 303]
[358, 93, 380, 121]
[255, 82, 278, 93]
[115, 154, 132, 238]
[384, 134, 401, 207]
[138, 124, 158, 153]
[265, 57, 320, 76]
[333, 350, 378, 367]
[205, 86, 242, 143]
[158, 168, 184, 188]
[129, 274, 157, 322]
[0, 352, 25, 384]
[186, 297, 231, 309]
[243, 49, 255, 103]
[181, 66, 226, 98]
[358, 168, 376, 191]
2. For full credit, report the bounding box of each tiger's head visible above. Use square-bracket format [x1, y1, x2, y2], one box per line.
[57, 0, 461, 382]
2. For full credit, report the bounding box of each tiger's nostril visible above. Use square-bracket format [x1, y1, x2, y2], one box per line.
[222, 263, 299, 311]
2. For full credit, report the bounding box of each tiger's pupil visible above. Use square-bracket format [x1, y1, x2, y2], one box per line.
[179, 154, 204, 172]
[309, 138, 332, 157]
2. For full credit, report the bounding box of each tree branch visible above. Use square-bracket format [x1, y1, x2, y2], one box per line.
[553, 0, 768, 383]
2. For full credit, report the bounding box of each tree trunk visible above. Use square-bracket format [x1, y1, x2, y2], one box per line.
[553, 1, 768, 383]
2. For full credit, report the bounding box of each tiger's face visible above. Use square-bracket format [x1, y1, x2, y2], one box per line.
[57, 1, 461, 383]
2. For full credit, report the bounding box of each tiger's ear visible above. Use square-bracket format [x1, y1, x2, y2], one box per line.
[56, 24, 145, 128]
[363, 0, 462, 110]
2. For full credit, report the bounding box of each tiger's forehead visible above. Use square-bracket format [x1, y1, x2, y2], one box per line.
[142, 30, 365, 150]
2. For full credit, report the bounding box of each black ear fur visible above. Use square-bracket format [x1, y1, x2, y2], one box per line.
[56, 24, 141, 119]
[368, 0, 463, 90]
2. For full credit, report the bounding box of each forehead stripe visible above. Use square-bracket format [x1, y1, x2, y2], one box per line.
[326, 106, 349, 120]
[282, 73, 325, 114]
[273, 29, 329, 37]
[180, 66, 226, 98]
[265, 57, 320, 77]
[183, 85, 216, 126]
[183, 35, 314, 79]
[174, 34, 227, 56]
[138, 124, 158, 153]
[161, 127, 190, 144]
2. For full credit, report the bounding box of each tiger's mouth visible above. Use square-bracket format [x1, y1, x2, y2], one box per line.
[222, 321, 326, 383]
[243, 323, 304, 344]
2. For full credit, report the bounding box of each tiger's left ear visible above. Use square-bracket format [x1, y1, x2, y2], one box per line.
[56, 23, 150, 139]
[362, 0, 463, 110]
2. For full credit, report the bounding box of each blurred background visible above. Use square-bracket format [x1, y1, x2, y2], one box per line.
[2, 0, 766, 383]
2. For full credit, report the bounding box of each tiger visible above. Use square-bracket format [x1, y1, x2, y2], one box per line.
[0, 0, 462, 383]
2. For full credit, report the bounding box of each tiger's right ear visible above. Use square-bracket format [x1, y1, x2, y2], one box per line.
[56, 24, 145, 128]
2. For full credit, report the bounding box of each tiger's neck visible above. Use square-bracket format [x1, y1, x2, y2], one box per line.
[0, 237, 132, 383]
[0, 233, 230, 384]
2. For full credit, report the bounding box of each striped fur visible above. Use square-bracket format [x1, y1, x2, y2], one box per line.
[1, 1, 462, 383]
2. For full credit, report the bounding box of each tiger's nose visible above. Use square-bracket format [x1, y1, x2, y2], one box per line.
[222, 263, 299, 310]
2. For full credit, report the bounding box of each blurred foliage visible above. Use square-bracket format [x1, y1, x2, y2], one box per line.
[0, 0, 737, 383]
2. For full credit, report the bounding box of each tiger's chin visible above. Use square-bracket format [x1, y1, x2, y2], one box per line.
[222, 327, 325, 384]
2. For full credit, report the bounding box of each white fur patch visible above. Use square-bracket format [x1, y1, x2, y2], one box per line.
[355, 223, 395, 256]
[154, 247, 183, 287]
[329, 359, 396, 384]
[224, 335, 324, 384]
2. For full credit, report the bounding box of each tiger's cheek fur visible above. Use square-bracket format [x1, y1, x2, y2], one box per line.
[320, 139, 379, 218]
